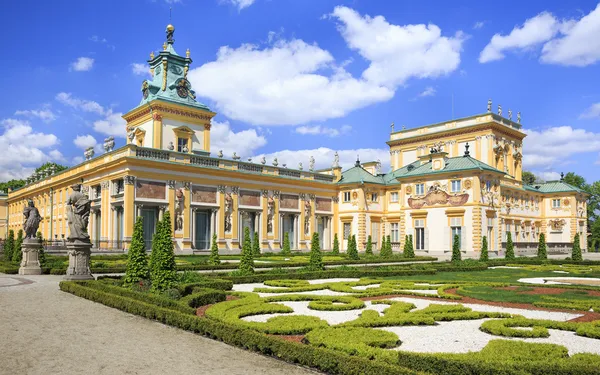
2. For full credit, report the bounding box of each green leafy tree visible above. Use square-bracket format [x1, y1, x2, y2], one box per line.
[538, 233, 547, 259]
[522, 171, 538, 185]
[124, 217, 150, 287]
[150, 211, 177, 292]
[381, 235, 392, 258]
[238, 227, 255, 274]
[451, 234, 461, 262]
[480, 235, 489, 262]
[572, 233, 582, 261]
[365, 235, 373, 256]
[347, 234, 359, 260]
[252, 231, 261, 257]
[0, 162, 68, 192]
[12, 229, 24, 263]
[208, 233, 220, 265]
[309, 232, 324, 270]
[3, 229, 14, 261]
[505, 231, 515, 260]
[36, 232, 47, 267]
[281, 232, 291, 256]
[403, 234, 415, 258]
[380, 235, 385, 253]
[149, 218, 164, 276]
[332, 233, 340, 255]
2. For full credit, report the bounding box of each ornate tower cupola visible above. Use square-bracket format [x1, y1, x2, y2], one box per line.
[123, 24, 216, 154]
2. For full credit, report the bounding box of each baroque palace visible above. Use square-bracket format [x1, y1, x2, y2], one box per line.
[3, 25, 589, 257]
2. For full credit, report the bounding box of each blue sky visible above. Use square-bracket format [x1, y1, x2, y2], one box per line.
[2, 0, 600, 182]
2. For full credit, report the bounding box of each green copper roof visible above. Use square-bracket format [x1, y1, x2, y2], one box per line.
[337, 163, 386, 185]
[524, 180, 586, 194]
[399, 156, 504, 178]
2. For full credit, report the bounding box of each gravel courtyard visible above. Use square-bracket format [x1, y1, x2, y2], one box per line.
[0, 275, 317, 375]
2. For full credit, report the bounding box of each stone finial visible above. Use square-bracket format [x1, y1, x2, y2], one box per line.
[84, 147, 95, 160]
[333, 151, 340, 168]
[390, 122, 395, 133]
[182, 144, 189, 153]
[150, 51, 155, 59]
[260, 156, 266, 165]
[517, 111, 521, 123]
[247, 158, 252, 163]
[464, 143, 471, 157]
[186, 48, 190, 58]
[487, 98, 492, 113]
[273, 157, 279, 167]
[232, 152, 241, 160]
[282, 163, 287, 168]
[309, 156, 315, 172]
[498, 104, 502, 116]
[508, 109, 513, 121]
[560, 172, 564, 181]
[298, 162, 303, 170]
[217, 150, 223, 158]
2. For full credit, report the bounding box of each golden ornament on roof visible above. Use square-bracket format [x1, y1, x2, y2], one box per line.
[166, 24, 175, 31]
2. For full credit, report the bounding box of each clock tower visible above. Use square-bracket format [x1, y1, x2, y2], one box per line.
[122, 24, 216, 154]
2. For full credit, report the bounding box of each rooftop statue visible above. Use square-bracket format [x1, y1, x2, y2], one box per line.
[487, 99, 492, 113]
[66, 184, 91, 243]
[23, 199, 42, 239]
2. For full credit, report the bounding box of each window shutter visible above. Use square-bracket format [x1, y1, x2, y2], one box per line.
[424, 228, 429, 251]
[443, 227, 450, 251]
[461, 226, 466, 251]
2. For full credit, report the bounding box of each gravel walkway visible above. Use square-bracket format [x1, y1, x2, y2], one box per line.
[0, 274, 318, 375]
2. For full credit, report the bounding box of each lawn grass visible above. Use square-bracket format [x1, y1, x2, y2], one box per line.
[457, 285, 600, 305]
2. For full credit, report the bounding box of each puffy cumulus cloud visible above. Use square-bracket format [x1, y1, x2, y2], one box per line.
[251, 147, 390, 172]
[14, 108, 57, 123]
[56, 92, 105, 115]
[541, 4, 600, 66]
[73, 134, 98, 150]
[580, 103, 600, 119]
[295, 124, 352, 137]
[188, 38, 393, 126]
[131, 63, 150, 76]
[0, 119, 62, 180]
[210, 120, 267, 158]
[535, 171, 561, 181]
[70, 57, 94, 72]
[93, 111, 126, 138]
[330, 6, 465, 88]
[480, 5, 600, 66]
[523, 126, 600, 169]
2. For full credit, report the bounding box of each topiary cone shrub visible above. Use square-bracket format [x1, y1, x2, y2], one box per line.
[505, 231, 515, 260]
[150, 211, 177, 292]
[451, 234, 461, 263]
[332, 233, 339, 255]
[281, 232, 291, 256]
[572, 233, 582, 262]
[36, 231, 47, 267]
[3, 229, 14, 262]
[381, 235, 392, 258]
[12, 229, 24, 264]
[537, 233, 547, 260]
[347, 234, 359, 260]
[238, 227, 255, 274]
[149, 218, 164, 277]
[480, 235, 489, 262]
[209, 233, 220, 265]
[124, 217, 149, 288]
[252, 231, 261, 257]
[365, 235, 373, 256]
[309, 232, 323, 270]
[380, 235, 385, 254]
[403, 234, 415, 258]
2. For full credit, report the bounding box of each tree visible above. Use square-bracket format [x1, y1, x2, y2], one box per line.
[252, 231, 261, 257]
[347, 234, 359, 260]
[381, 235, 392, 258]
[480, 235, 489, 262]
[572, 233, 582, 261]
[332, 233, 340, 255]
[309, 232, 323, 270]
[505, 231, 515, 260]
[538, 233, 547, 259]
[36, 232, 47, 267]
[12, 229, 24, 263]
[365, 235, 373, 256]
[563, 172, 586, 190]
[208, 233, 220, 265]
[150, 211, 177, 292]
[149, 218, 164, 276]
[281, 232, 291, 256]
[0, 162, 68, 192]
[381, 235, 385, 253]
[3, 229, 14, 261]
[451, 234, 462, 262]
[522, 171, 537, 185]
[238, 227, 255, 274]
[403, 234, 415, 258]
[560, 173, 600, 251]
[124, 217, 150, 287]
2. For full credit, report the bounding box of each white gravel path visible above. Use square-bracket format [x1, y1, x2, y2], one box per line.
[380, 319, 600, 355]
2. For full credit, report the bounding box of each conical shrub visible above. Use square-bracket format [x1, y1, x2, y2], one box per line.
[332, 233, 340, 255]
[451, 234, 461, 262]
[124, 217, 149, 287]
[281, 232, 291, 256]
[209, 233, 220, 265]
[253, 231, 261, 257]
[4, 229, 14, 262]
[537, 233, 547, 260]
[365, 235, 373, 256]
[480, 235, 489, 262]
[238, 227, 255, 274]
[572, 233, 582, 261]
[347, 234, 359, 260]
[309, 232, 323, 270]
[150, 211, 177, 292]
[505, 231, 515, 260]
[403, 234, 415, 258]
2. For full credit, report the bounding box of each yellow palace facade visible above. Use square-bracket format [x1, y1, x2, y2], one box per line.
[3, 26, 588, 257]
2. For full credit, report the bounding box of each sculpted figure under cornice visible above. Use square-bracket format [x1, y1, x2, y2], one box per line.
[217, 185, 226, 193]
[272, 190, 281, 199]
[231, 186, 239, 195]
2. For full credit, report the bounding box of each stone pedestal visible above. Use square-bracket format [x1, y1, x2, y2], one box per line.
[64, 241, 94, 280]
[19, 239, 42, 275]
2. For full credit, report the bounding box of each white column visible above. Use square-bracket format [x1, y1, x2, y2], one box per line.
[191, 208, 196, 249]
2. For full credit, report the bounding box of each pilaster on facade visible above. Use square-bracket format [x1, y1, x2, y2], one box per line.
[472, 205, 483, 252]
[357, 211, 366, 250]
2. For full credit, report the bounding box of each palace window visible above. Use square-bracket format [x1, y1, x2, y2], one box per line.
[177, 137, 188, 153]
[390, 223, 399, 242]
[93, 185, 101, 200]
[371, 222, 379, 243]
[415, 183, 425, 196]
[415, 219, 425, 250]
[343, 223, 351, 240]
[579, 221, 585, 236]
[514, 223, 520, 242]
[371, 193, 378, 201]
[552, 199, 561, 208]
[114, 179, 125, 195]
[487, 217, 494, 249]
[343, 192, 351, 202]
[450, 217, 462, 249]
[451, 180, 462, 193]
[390, 192, 399, 203]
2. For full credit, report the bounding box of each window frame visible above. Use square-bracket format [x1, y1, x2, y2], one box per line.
[390, 191, 399, 203]
[390, 222, 399, 242]
[343, 191, 351, 203]
[552, 199, 561, 208]
[451, 179, 462, 193]
[415, 183, 425, 196]
[343, 223, 351, 240]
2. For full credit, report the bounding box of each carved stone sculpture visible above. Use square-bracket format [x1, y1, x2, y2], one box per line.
[517, 112, 521, 123]
[232, 152, 241, 161]
[103, 136, 115, 153]
[487, 99, 492, 113]
[498, 104, 502, 116]
[309, 156, 315, 172]
[273, 157, 279, 167]
[260, 156, 266, 165]
[304, 200, 311, 235]
[508, 109, 513, 121]
[84, 147, 95, 160]
[23, 199, 42, 239]
[66, 184, 91, 242]
[333, 151, 340, 168]
[218, 150, 223, 158]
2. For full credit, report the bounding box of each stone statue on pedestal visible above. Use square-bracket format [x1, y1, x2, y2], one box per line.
[23, 199, 42, 239]
[64, 184, 94, 280]
[19, 200, 43, 275]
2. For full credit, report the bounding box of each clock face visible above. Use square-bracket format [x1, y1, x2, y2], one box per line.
[177, 79, 190, 98]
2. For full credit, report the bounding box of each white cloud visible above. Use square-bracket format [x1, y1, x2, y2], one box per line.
[93, 111, 126, 138]
[188, 38, 393, 126]
[0, 119, 62, 180]
[131, 63, 150, 76]
[89, 35, 115, 50]
[523, 126, 600, 169]
[535, 171, 561, 181]
[223, 0, 255, 11]
[295, 124, 352, 137]
[418, 86, 436, 97]
[73, 134, 98, 150]
[473, 21, 485, 30]
[56, 92, 105, 115]
[541, 4, 600, 66]
[14, 108, 57, 123]
[330, 6, 465, 88]
[252, 147, 390, 171]
[210, 120, 267, 158]
[70, 57, 95, 72]
[580, 102, 600, 119]
[71, 156, 84, 166]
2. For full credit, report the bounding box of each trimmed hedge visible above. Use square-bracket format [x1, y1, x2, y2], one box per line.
[177, 278, 233, 295]
[180, 288, 226, 308]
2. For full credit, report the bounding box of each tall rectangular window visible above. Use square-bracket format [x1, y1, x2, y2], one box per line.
[343, 223, 351, 240]
[552, 199, 561, 208]
[451, 180, 462, 193]
[177, 137, 188, 153]
[343, 192, 351, 202]
[415, 183, 425, 196]
[415, 219, 425, 250]
[371, 193, 378, 201]
[487, 217, 494, 249]
[390, 192, 399, 202]
[371, 222, 379, 243]
[391, 223, 399, 242]
[450, 217, 462, 249]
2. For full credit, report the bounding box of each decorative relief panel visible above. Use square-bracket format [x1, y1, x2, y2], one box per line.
[192, 186, 217, 204]
[239, 190, 261, 206]
[136, 181, 166, 199]
[407, 186, 468, 209]
[316, 197, 332, 212]
[280, 194, 299, 210]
